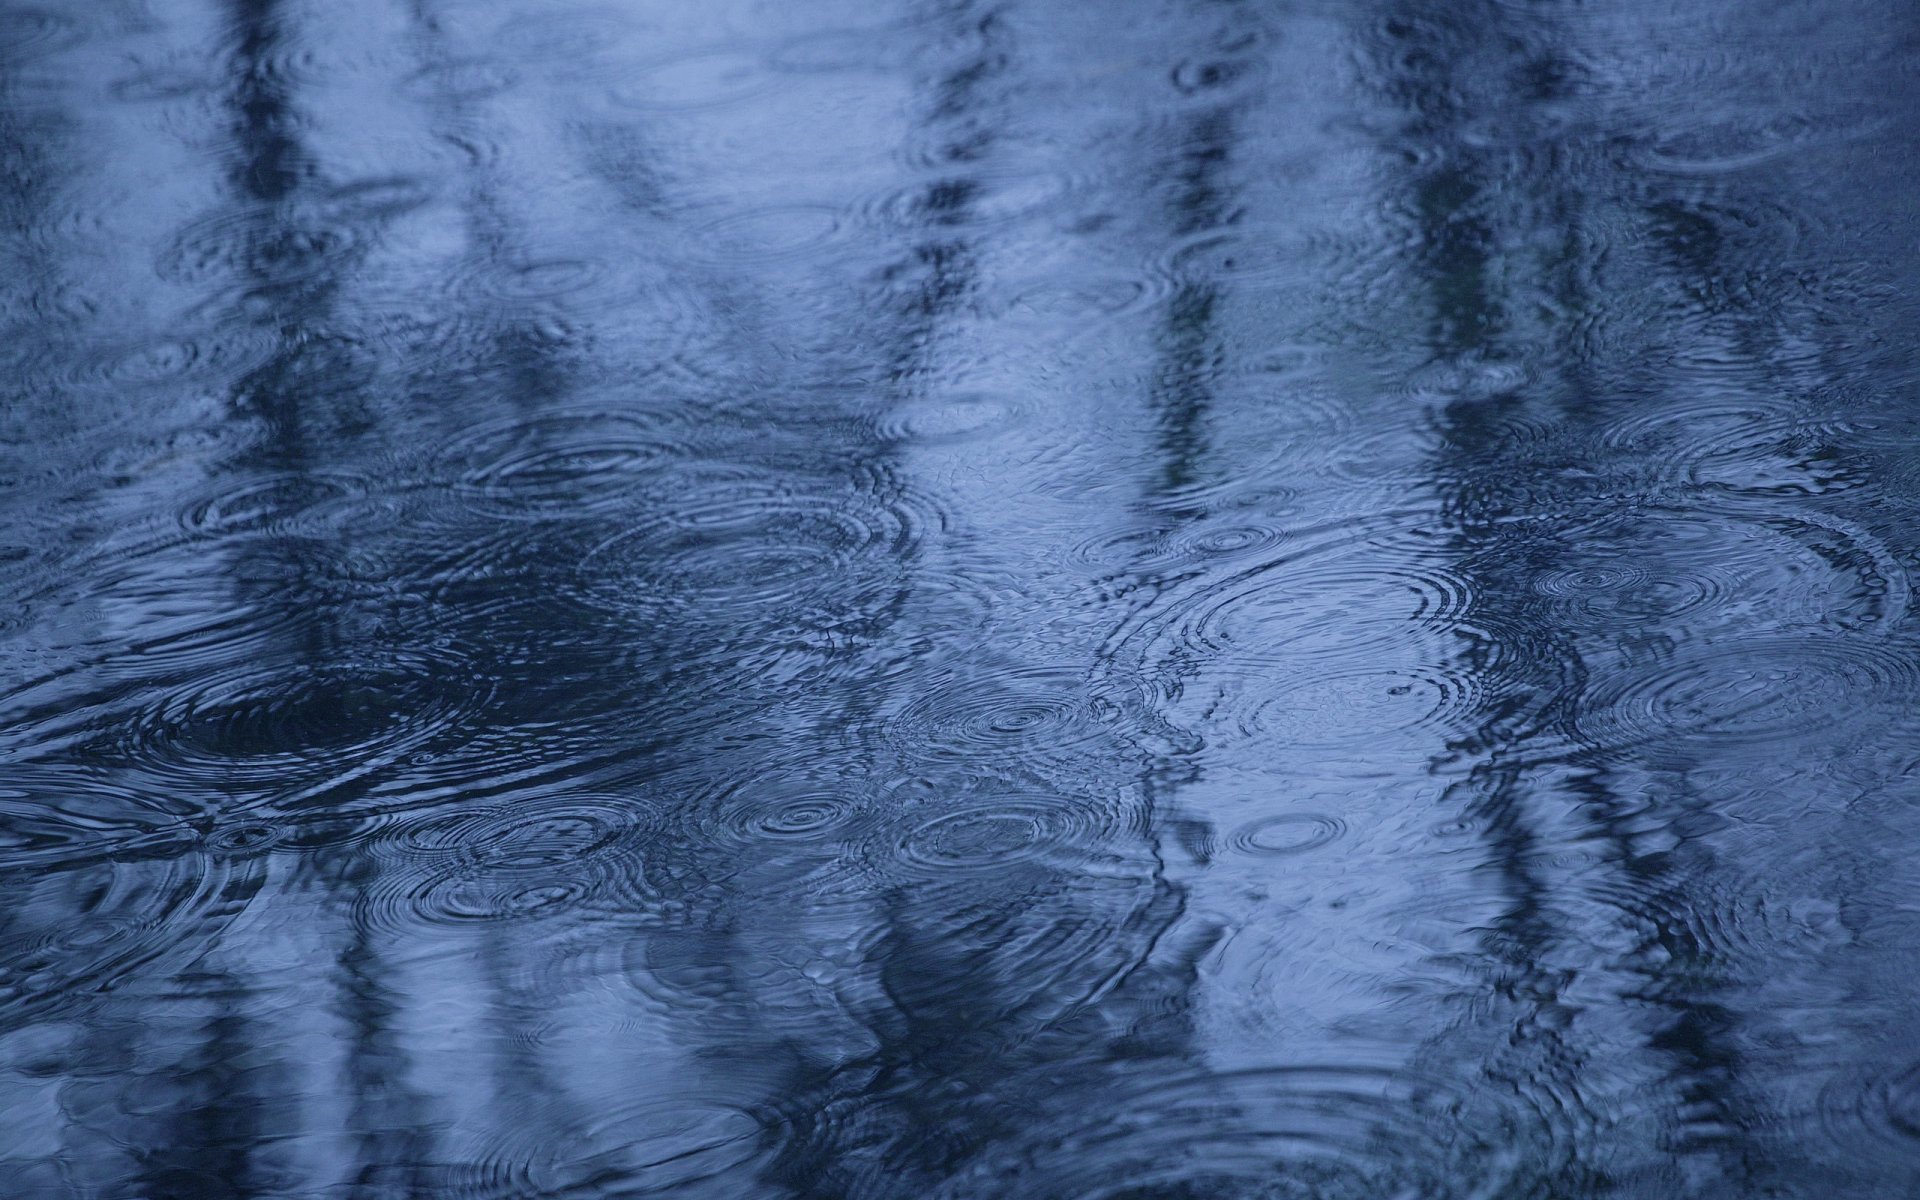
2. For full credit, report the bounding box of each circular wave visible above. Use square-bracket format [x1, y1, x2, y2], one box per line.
[1578, 868, 1849, 973]
[1628, 102, 1885, 176]
[871, 390, 1032, 447]
[665, 771, 895, 914]
[569, 467, 920, 623]
[1070, 517, 1294, 580]
[1600, 393, 1856, 496]
[117, 649, 494, 792]
[1235, 665, 1479, 749]
[1575, 636, 1916, 754]
[362, 791, 661, 930]
[434, 404, 702, 519]
[857, 162, 1092, 235]
[765, 21, 916, 74]
[0, 770, 196, 871]
[1160, 225, 1318, 288]
[871, 665, 1121, 766]
[1169, 47, 1271, 104]
[459, 1097, 775, 1197]
[1519, 505, 1908, 636]
[0, 8, 83, 66]
[1818, 1060, 1920, 1158]
[1223, 811, 1347, 858]
[601, 49, 780, 112]
[155, 206, 367, 293]
[684, 203, 848, 267]
[859, 780, 1150, 885]
[992, 268, 1174, 341]
[0, 844, 245, 1028]
[1111, 542, 1474, 693]
[491, 8, 641, 63]
[399, 59, 521, 102]
[43, 325, 280, 396]
[891, 797, 1095, 874]
[924, 1063, 1567, 1199]
[180, 468, 399, 539]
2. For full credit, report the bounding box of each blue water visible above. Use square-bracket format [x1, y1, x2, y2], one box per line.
[4, 0, 1920, 1195]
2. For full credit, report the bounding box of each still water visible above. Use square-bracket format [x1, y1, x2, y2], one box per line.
[4, 0, 1920, 1195]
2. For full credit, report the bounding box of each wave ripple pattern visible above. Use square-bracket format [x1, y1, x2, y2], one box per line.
[2, 0, 1918, 1196]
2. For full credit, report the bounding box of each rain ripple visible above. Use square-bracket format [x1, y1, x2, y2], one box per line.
[662, 772, 888, 915]
[1509, 505, 1909, 637]
[1818, 1061, 1920, 1163]
[155, 207, 369, 295]
[877, 788, 1144, 877]
[924, 1064, 1570, 1199]
[1233, 665, 1485, 751]
[865, 665, 1128, 768]
[433, 403, 705, 520]
[0, 841, 247, 1028]
[360, 790, 662, 931]
[1575, 636, 1919, 759]
[114, 649, 495, 794]
[1108, 535, 1473, 694]
[572, 471, 920, 620]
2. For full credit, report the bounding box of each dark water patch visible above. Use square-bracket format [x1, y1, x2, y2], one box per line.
[111, 649, 496, 793]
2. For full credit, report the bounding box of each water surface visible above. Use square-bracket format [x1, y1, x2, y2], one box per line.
[4, 0, 1920, 1195]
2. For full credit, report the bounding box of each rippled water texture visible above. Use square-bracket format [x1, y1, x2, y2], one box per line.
[4, 0, 1920, 1195]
